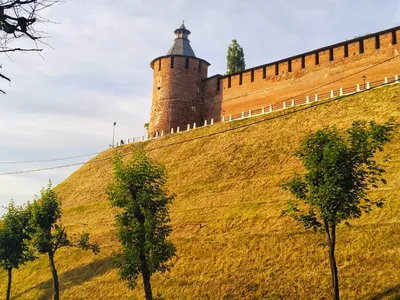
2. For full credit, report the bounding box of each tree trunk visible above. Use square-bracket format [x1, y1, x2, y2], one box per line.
[328, 227, 339, 300]
[6, 268, 12, 300]
[49, 253, 60, 300]
[141, 264, 153, 300]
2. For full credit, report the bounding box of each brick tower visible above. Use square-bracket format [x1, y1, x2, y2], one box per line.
[149, 21, 210, 136]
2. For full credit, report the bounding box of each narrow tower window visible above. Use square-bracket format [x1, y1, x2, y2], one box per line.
[228, 76, 231, 88]
[315, 52, 319, 65]
[217, 78, 220, 91]
[275, 64, 279, 76]
[158, 60, 161, 71]
[288, 60, 292, 72]
[170, 56, 175, 68]
[344, 44, 349, 57]
[198, 60, 202, 72]
[251, 70, 254, 82]
[301, 56, 305, 68]
[329, 48, 334, 61]
[359, 40, 364, 54]
[185, 57, 189, 69]
[262, 66, 266, 79]
[392, 30, 397, 45]
[239, 73, 243, 85]
[375, 35, 380, 49]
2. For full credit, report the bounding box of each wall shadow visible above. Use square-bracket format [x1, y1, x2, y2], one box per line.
[14, 256, 114, 300]
[368, 284, 400, 300]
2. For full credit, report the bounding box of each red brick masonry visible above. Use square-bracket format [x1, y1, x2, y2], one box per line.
[149, 26, 400, 134]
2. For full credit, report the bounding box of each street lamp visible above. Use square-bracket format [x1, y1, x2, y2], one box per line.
[362, 75, 367, 90]
[112, 121, 117, 147]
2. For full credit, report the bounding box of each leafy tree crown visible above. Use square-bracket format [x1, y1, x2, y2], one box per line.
[283, 119, 398, 231]
[29, 182, 100, 255]
[107, 150, 176, 289]
[0, 202, 35, 270]
[226, 39, 245, 75]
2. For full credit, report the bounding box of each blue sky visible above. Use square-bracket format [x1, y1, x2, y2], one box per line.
[0, 0, 399, 212]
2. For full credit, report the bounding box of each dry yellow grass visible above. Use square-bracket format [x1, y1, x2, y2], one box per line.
[1, 85, 400, 299]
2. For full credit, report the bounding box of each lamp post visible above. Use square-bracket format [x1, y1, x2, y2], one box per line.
[362, 75, 367, 90]
[112, 122, 117, 147]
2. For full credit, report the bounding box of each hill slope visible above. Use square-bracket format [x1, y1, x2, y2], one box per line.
[1, 85, 400, 299]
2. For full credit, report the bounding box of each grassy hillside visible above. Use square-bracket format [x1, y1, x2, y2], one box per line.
[1, 85, 400, 299]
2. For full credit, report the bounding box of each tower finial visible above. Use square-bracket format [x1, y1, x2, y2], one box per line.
[168, 22, 195, 56]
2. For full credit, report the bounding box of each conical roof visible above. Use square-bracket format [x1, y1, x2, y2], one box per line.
[167, 21, 196, 57]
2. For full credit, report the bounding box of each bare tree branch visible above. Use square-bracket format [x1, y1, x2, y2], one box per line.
[0, 0, 60, 93]
[0, 72, 11, 82]
[0, 47, 42, 52]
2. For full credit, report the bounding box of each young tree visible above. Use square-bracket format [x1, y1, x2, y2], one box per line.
[282, 119, 397, 300]
[0, 202, 35, 300]
[107, 150, 176, 300]
[29, 182, 100, 300]
[226, 39, 245, 75]
[0, 0, 61, 93]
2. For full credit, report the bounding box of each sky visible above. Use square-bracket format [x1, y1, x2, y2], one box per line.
[0, 0, 399, 212]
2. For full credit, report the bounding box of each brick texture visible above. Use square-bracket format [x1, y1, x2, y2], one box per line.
[149, 56, 208, 135]
[150, 27, 400, 133]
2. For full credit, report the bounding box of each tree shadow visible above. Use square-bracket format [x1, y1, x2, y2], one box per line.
[368, 284, 400, 300]
[13, 256, 114, 299]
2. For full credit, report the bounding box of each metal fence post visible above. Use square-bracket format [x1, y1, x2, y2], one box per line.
[306, 96, 309, 104]
[249, 110, 252, 117]
[261, 106, 265, 114]
[177, 126, 180, 133]
[193, 122, 196, 129]
[340, 88, 343, 96]
[171, 128, 174, 134]
[187, 124, 190, 131]
[283, 101, 286, 109]
[330, 90, 334, 98]
[366, 81, 370, 89]
[357, 84, 360, 92]
[211, 118, 214, 125]
[291, 99, 295, 107]
[204, 120, 207, 126]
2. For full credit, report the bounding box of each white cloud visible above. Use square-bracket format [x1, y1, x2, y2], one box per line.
[0, 0, 398, 212]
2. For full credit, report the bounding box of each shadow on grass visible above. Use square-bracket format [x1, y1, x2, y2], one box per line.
[14, 256, 114, 300]
[368, 284, 400, 300]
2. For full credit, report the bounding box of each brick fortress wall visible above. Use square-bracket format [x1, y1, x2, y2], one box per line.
[202, 26, 400, 122]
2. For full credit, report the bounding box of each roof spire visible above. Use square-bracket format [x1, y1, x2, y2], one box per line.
[167, 21, 196, 57]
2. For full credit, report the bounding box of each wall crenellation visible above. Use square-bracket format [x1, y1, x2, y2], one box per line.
[213, 26, 400, 84]
[148, 24, 400, 136]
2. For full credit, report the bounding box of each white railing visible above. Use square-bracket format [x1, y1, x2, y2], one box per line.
[115, 75, 399, 147]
